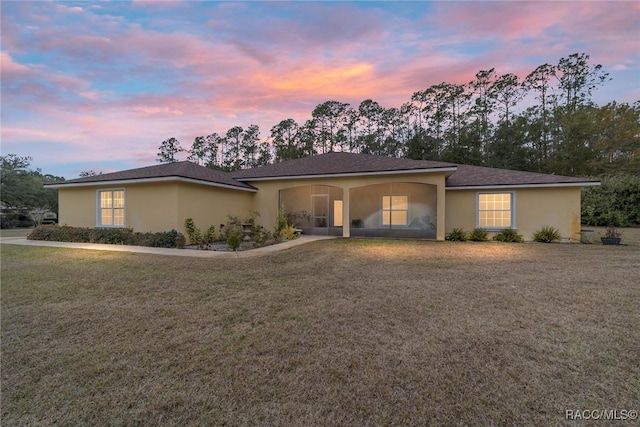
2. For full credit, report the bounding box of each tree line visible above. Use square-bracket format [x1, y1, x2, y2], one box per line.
[158, 52, 639, 178]
[2, 53, 637, 228]
[0, 154, 63, 227]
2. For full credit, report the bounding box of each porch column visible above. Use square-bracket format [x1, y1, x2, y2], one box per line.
[342, 187, 350, 238]
[437, 183, 446, 240]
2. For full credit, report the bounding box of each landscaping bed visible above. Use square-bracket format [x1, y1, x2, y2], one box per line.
[27, 225, 186, 248]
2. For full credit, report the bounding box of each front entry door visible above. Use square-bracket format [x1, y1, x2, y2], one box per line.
[311, 194, 329, 228]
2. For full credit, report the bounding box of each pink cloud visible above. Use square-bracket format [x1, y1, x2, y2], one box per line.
[130, 0, 188, 9]
[0, 52, 30, 78]
[424, 2, 638, 65]
[2, 1, 638, 178]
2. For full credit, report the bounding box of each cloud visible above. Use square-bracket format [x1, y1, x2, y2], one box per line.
[1, 1, 638, 178]
[0, 51, 30, 78]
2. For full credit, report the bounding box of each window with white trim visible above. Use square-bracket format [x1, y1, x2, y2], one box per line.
[98, 189, 125, 227]
[477, 192, 513, 229]
[382, 195, 408, 226]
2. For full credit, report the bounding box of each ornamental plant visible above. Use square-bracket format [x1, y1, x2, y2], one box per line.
[532, 226, 562, 243]
[184, 218, 202, 245]
[226, 229, 242, 251]
[445, 228, 467, 241]
[492, 228, 524, 243]
[469, 228, 489, 242]
[274, 205, 297, 241]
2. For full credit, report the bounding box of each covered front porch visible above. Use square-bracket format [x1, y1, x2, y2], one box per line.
[279, 182, 439, 239]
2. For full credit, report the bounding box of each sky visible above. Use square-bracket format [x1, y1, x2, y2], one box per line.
[1, 0, 639, 179]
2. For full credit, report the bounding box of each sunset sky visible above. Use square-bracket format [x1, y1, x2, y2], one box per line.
[2, 1, 639, 179]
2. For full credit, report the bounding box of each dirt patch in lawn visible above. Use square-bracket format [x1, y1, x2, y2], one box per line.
[2, 231, 639, 425]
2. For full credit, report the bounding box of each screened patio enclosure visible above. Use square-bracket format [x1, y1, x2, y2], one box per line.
[349, 182, 437, 238]
[279, 182, 437, 239]
[279, 185, 344, 236]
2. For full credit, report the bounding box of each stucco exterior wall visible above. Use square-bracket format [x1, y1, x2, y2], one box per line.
[247, 172, 448, 240]
[58, 174, 582, 243]
[126, 183, 180, 232]
[176, 183, 253, 235]
[58, 182, 253, 236]
[58, 187, 100, 228]
[445, 187, 582, 241]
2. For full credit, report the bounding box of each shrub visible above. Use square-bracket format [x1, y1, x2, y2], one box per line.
[28, 225, 186, 248]
[245, 211, 263, 235]
[184, 212, 275, 250]
[28, 225, 92, 242]
[275, 205, 288, 234]
[274, 205, 298, 241]
[254, 228, 272, 246]
[204, 225, 218, 244]
[492, 228, 524, 243]
[227, 230, 241, 251]
[0, 211, 34, 229]
[445, 228, 467, 241]
[469, 228, 489, 242]
[279, 225, 297, 241]
[532, 226, 562, 243]
[582, 174, 640, 226]
[603, 226, 623, 239]
[90, 227, 134, 244]
[184, 218, 202, 245]
[185, 219, 221, 248]
[138, 229, 186, 248]
[221, 215, 243, 240]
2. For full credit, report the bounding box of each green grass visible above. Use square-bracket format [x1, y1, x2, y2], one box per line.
[2, 230, 640, 426]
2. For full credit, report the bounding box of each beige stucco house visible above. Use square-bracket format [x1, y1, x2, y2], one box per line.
[46, 152, 600, 242]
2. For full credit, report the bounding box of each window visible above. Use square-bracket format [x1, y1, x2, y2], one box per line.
[477, 192, 513, 228]
[98, 190, 125, 227]
[382, 195, 408, 226]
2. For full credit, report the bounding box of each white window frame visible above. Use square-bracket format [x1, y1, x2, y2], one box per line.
[476, 192, 516, 230]
[96, 189, 126, 228]
[381, 195, 409, 227]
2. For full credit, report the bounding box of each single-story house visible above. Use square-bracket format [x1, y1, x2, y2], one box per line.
[46, 152, 600, 242]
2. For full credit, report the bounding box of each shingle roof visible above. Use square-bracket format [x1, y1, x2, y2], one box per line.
[48, 154, 599, 190]
[446, 164, 599, 188]
[48, 161, 255, 190]
[231, 152, 457, 179]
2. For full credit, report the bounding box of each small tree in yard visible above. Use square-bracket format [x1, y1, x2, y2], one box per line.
[227, 230, 241, 251]
[275, 205, 296, 240]
[184, 218, 202, 245]
[275, 205, 288, 234]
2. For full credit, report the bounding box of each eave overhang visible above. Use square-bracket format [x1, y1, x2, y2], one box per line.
[236, 167, 458, 182]
[446, 181, 601, 190]
[44, 176, 258, 192]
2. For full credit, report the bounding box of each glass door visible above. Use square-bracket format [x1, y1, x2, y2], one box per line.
[311, 194, 329, 228]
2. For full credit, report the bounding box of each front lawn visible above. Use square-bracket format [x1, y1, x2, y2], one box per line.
[2, 233, 639, 425]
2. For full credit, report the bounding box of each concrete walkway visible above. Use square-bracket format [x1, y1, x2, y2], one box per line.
[0, 235, 337, 258]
